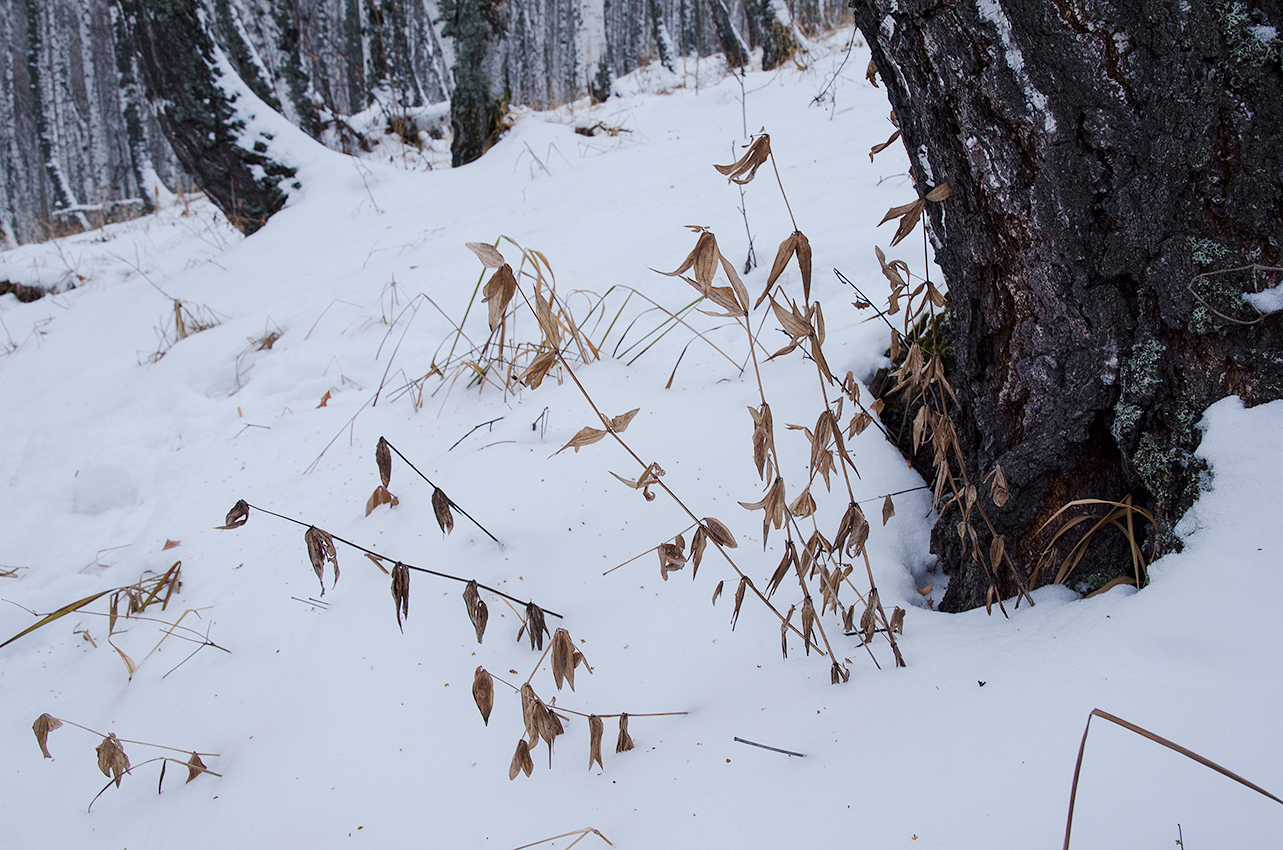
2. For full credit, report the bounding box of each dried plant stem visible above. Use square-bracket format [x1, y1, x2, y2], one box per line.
[490, 671, 686, 720]
[768, 152, 798, 233]
[379, 439, 502, 545]
[603, 522, 699, 575]
[509, 828, 613, 850]
[46, 717, 219, 757]
[240, 503, 558, 618]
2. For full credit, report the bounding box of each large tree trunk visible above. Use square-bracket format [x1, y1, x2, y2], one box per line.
[850, 1, 1283, 610]
[119, 0, 296, 235]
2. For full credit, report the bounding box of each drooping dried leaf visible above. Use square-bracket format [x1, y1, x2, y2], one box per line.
[162, 539, 180, 551]
[859, 595, 877, 644]
[390, 563, 410, 632]
[925, 182, 952, 202]
[796, 232, 813, 303]
[609, 408, 641, 433]
[33, 713, 62, 759]
[185, 752, 207, 783]
[658, 541, 687, 581]
[765, 542, 796, 599]
[879, 199, 925, 247]
[365, 485, 399, 516]
[532, 288, 562, 347]
[432, 487, 455, 535]
[376, 437, 392, 487]
[304, 526, 339, 594]
[918, 583, 935, 596]
[588, 715, 605, 770]
[748, 402, 776, 481]
[758, 233, 799, 307]
[551, 628, 576, 691]
[731, 576, 750, 630]
[520, 349, 558, 389]
[701, 517, 737, 549]
[463, 580, 488, 644]
[110, 641, 138, 679]
[714, 134, 771, 185]
[882, 494, 896, 526]
[96, 734, 130, 787]
[659, 230, 719, 290]
[989, 534, 1007, 571]
[739, 477, 787, 549]
[869, 128, 902, 161]
[800, 597, 817, 656]
[482, 264, 518, 330]
[789, 486, 817, 519]
[889, 606, 906, 635]
[990, 464, 1010, 508]
[690, 528, 708, 578]
[466, 241, 506, 268]
[218, 499, 249, 529]
[866, 59, 879, 86]
[616, 713, 635, 753]
[609, 462, 665, 501]
[520, 601, 549, 651]
[473, 666, 494, 725]
[557, 425, 608, 455]
[711, 580, 725, 606]
[834, 503, 870, 558]
[780, 605, 794, 659]
[520, 683, 540, 744]
[509, 738, 534, 780]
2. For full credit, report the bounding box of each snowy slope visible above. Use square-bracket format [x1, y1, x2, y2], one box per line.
[3, 32, 1282, 850]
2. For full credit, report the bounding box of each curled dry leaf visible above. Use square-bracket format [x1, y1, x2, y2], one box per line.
[879, 198, 925, 248]
[800, 597, 817, 656]
[376, 437, 392, 487]
[711, 580, 725, 606]
[660, 230, 719, 290]
[520, 601, 549, 651]
[185, 752, 207, 783]
[365, 485, 399, 516]
[713, 133, 771, 185]
[466, 241, 506, 268]
[482, 264, 518, 331]
[990, 464, 1010, 508]
[739, 477, 787, 549]
[520, 349, 558, 389]
[390, 563, 410, 632]
[834, 502, 870, 558]
[616, 713, 635, 753]
[33, 713, 62, 759]
[701, 517, 737, 549]
[882, 494, 896, 526]
[918, 583, 935, 596]
[432, 487, 454, 535]
[749, 402, 776, 481]
[162, 539, 180, 551]
[551, 628, 576, 691]
[866, 59, 879, 86]
[731, 576, 751, 630]
[831, 660, 851, 684]
[609, 462, 665, 501]
[532, 288, 562, 347]
[96, 733, 130, 788]
[304, 526, 339, 595]
[609, 407, 640, 433]
[473, 666, 494, 725]
[509, 738, 534, 780]
[588, 715, 605, 770]
[557, 425, 608, 455]
[869, 128, 902, 161]
[765, 541, 797, 599]
[690, 528, 707, 578]
[218, 499, 249, 529]
[889, 606, 906, 635]
[924, 182, 952, 202]
[463, 580, 488, 644]
[658, 541, 686, 581]
[789, 486, 817, 519]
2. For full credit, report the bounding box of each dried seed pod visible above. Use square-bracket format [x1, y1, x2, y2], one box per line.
[520, 602, 549, 651]
[551, 628, 576, 691]
[462, 581, 488, 644]
[304, 526, 339, 595]
[616, 714, 635, 753]
[390, 563, 410, 632]
[432, 488, 454, 535]
[218, 499, 249, 529]
[365, 485, 399, 516]
[701, 517, 737, 549]
[588, 715, 605, 770]
[509, 739, 534, 780]
[473, 666, 494, 726]
[96, 733, 130, 788]
[32, 713, 61, 759]
[185, 752, 207, 783]
[375, 437, 392, 487]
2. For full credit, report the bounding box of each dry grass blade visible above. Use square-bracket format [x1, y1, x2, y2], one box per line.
[1, 589, 114, 649]
[1038, 497, 1154, 588]
[1063, 708, 1283, 850]
[615, 714, 635, 753]
[690, 528, 708, 577]
[551, 628, 576, 691]
[185, 752, 207, 784]
[463, 580, 489, 644]
[482, 264, 518, 331]
[96, 734, 130, 788]
[217, 499, 249, 529]
[390, 564, 410, 632]
[110, 641, 138, 680]
[304, 526, 339, 595]
[432, 487, 455, 534]
[509, 827, 614, 850]
[588, 715, 605, 769]
[33, 713, 62, 759]
[509, 738, 534, 780]
[365, 484, 399, 515]
[466, 241, 506, 268]
[521, 602, 550, 651]
[800, 598, 817, 655]
[889, 606, 905, 634]
[731, 577, 750, 629]
[473, 666, 495, 725]
[376, 437, 392, 487]
[713, 134, 771, 185]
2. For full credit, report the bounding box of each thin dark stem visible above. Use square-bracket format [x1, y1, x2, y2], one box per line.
[242, 503, 556, 617]
[380, 439, 503, 546]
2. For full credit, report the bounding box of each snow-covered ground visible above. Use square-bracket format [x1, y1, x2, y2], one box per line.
[3, 32, 1282, 850]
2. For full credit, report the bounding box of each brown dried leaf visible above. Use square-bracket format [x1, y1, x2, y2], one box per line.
[432, 487, 455, 535]
[218, 499, 249, 529]
[658, 541, 686, 581]
[869, 128, 902, 161]
[690, 528, 707, 578]
[32, 713, 61, 759]
[533, 288, 561, 347]
[482, 264, 518, 331]
[713, 134, 771, 185]
[110, 641, 138, 680]
[551, 628, 576, 691]
[390, 563, 410, 632]
[556, 426, 608, 455]
[509, 738, 534, 780]
[185, 752, 207, 783]
[917, 583, 935, 596]
[991, 464, 1010, 508]
[739, 477, 787, 549]
[889, 606, 906, 635]
[882, 494, 896, 526]
[765, 545, 795, 600]
[796, 232, 813, 303]
[376, 437, 392, 487]
[365, 484, 399, 516]
[701, 517, 737, 549]
[588, 715, 605, 770]
[749, 403, 776, 481]
[831, 660, 850, 684]
[758, 233, 799, 307]
[866, 59, 879, 86]
[834, 502, 870, 558]
[609, 462, 665, 501]
[520, 350, 558, 389]
[859, 596, 876, 644]
[463, 580, 489, 644]
[473, 666, 494, 726]
[521, 602, 550, 651]
[789, 486, 817, 519]
[880, 199, 925, 247]
[800, 597, 817, 656]
[989, 534, 1006, 571]
[609, 408, 641, 433]
[711, 580, 725, 606]
[316, 390, 331, 408]
[365, 552, 390, 575]
[466, 241, 506, 268]
[925, 182, 952, 202]
[731, 576, 750, 630]
[162, 539, 180, 551]
[96, 734, 130, 788]
[304, 526, 339, 595]
[616, 713, 635, 753]
[780, 604, 794, 659]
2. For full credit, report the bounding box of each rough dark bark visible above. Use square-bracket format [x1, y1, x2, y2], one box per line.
[120, 0, 296, 235]
[851, 0, 1283, 610]
[441, 0, 505, 167]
